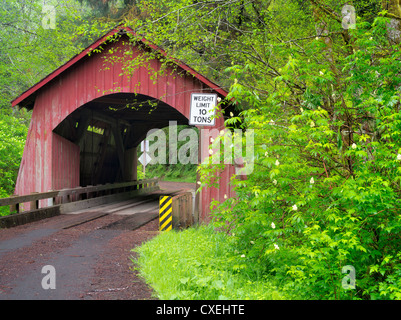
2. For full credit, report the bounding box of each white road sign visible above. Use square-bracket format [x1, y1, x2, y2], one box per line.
[189, 93, 217, 126]
[138, 152, 152, 167]
[141, 140, 149, 152]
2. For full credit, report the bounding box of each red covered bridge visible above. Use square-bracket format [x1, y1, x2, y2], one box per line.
[10, 26, 238, 222]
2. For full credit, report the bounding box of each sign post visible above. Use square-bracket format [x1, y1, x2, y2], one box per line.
[139, 140, 151, 175]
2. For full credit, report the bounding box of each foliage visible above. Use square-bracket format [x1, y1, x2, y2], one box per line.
[99, 0, 401, 300]
[0, 0, 101, 215]
[205, 14, 401, 299]
[133, 225, 290, 300]
[1, 0, 401, 300]
[0, 109, 28, 216]
[141, 125, 198, 183]
[0, 0, 86, 109]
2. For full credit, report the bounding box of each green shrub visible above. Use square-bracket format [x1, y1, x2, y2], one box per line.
[200, 17, 401, 300]
[133, 225, 290, 300]
[0, 110, 28, 216]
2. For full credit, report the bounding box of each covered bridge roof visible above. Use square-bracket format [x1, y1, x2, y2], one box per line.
[12, 25, 228, 110]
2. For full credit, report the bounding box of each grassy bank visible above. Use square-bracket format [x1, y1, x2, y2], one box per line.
[141, 163, 197, 183]
[132, 225, 290, 300]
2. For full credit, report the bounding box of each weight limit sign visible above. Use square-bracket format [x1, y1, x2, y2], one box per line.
[159, 196, 173, 231]
[189, 93, 217, 126]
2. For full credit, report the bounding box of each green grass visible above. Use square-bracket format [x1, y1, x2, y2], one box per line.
[141, 164, 197, 183]
[161, 176, 196, 183]
[132, 225, 289, 300]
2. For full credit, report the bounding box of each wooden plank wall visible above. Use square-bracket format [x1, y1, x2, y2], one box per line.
[52, 133, 80, 191]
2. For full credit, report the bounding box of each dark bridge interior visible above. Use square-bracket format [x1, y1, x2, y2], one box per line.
[53, 93, 189, 186]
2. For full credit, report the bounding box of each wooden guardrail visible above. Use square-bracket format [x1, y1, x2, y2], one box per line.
[0, 179, 158, 213]
[0, 179, 159, 228]
[171, 191, 195, 229]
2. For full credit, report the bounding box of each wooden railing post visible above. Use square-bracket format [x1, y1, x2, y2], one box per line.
[29, 192, 39, 210]
[9, 202, 19, 214]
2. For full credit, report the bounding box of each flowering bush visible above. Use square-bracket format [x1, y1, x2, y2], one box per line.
[204, 17, 401, 299]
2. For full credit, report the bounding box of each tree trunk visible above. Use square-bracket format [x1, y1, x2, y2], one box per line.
[383, 0, 401, 43]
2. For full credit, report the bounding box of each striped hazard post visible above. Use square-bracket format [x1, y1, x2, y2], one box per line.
[159, 195, 173, 231]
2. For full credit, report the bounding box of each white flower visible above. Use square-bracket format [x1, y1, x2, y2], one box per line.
[271, 222, 276, 229]
[220, 130, 225, 135]
[197, 181, 201, 185]
[241, 254, 245, 258]
[292, 204, 298, 211]
[209, 149, 213, 155]
[250, 241, 255, 245]
[351, 143, 357, 149]
[310, 177, 315, 184]
[269, 119, 275, 125]
[300, 107, 304, 113]
[210, 138, 214, 142]
[310, 121, 315, 128]
[275, 160, 280, 166]
[397, 154, 401, 161]
[230, 112, 234, 117]
[274, 243, 280, 250]
[217, 97, 222, 102]
[224, 194, 227, 199]
[273, 179, 277, 185]
[315, 37, 319, 41]
[319, 71, 324, 76]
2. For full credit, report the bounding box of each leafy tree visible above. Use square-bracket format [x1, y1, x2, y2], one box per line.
[203, 2, 401, 299]
[0, 0, 87, 109]
[0, 0, 96, 211]
[0, 110, 28, 215]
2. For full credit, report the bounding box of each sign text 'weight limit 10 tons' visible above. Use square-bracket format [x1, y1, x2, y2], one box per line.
[189, 93, 217, 126]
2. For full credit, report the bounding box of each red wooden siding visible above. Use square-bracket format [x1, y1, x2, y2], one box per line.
[52, 133, 80, 191]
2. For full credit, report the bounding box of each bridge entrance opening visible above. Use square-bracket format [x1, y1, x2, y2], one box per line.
[53, 92, 191, 187]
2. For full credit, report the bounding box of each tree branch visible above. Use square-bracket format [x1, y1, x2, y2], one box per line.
[309, 0, 342, 24]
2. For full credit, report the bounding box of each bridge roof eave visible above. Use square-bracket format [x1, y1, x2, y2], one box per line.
[11, 26, 229, 110]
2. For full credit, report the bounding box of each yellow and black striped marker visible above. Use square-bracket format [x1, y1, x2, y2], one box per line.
[159, 196, 173, 231]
